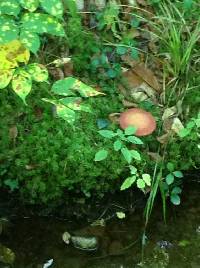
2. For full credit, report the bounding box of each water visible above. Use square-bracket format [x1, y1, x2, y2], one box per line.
[0, 182, 199, 268]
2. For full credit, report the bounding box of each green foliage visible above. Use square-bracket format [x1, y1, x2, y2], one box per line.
[120, 166, 151, 191]
[43, 77, 105, 124]
[96, 0, 120, 37]
[0, 89, 124, 203]
[0, 0, 65, 53]
[154, 2, 200, 80]
[0, 40, 48, 104]
[95, 126, 143, 164]
[94, 126, 152, 193]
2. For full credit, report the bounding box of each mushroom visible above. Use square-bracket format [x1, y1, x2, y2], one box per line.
[119, 108, 156, 136]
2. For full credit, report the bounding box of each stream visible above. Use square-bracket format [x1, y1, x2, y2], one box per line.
[0, 181, 199, 268]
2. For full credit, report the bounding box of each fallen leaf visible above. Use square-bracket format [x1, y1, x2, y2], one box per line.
[48, 67, 64, 80]
[63, 60, 74, 77]
[171, 117, 184, 134]
[122, 100, 137, 107]
[157, 133, 171, 144]
[109, 113, 120, 123]
[9, 126, 18, 140]
[132, 63, 160, 92]
[136, 0, 149, 6]
[162, 106, 177, 121]
[147, 152, 162, 162]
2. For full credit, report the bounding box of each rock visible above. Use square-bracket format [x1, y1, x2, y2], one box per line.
[196, 226, 200, 234]
[71, 236, 99, 251]
[0, 244, 15, 265]
[156, 240, 173, 249]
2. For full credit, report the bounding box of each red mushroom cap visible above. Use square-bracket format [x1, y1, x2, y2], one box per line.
[119, 108, 156, 136]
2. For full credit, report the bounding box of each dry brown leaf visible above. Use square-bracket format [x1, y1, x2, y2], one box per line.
[25, 164, 37, 170]
[121, 54, 140, 67]
[136, 0, 149, 6]
[171, 117, 184, 134]
[163, 118, 174, 132]
[123, 70, 143, 87]
[120, 69, 158, 104]
[157, 133, 171, 144]
[48, 67, 64, 80]
[162, 106, 177, 120]
[147, 152, 162, 162]
[122, 100, 137, 108]
[132, 63, 161, 92]
[109, 113, 120, 124]
[9, 126, 18, 140]
[63, 61, 74, 77]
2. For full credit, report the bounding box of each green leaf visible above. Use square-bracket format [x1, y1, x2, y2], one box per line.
[27, 63, 48, 82]
[0, 69, 14, 89]
[0, 0, 20, 17]
[0, 16, 19, 44]
[121, 147, 132, 164]
[113, 139, 122, 151]
[187, 121, 195, 129]
[173, 171, 183, 178]
[116, 46, 127, 55]
[130, 165, 137, 175]
[166, 173, 174, 185]
[20, 30, 40, 53]
[116, 211, 126, 219]
[4, 179, 18, 191]
[124, 126, 137, 136]
[127, 136, 143, 145]
[52, 77, 76, 96]
[170, 194, 181, 205]
[116, 129, 126, 140]
[64, 0, 77, 17]
[171, 187, 182, 195]
[19, 0, 39, 12]
[60, 97, 91, 113]
[52, 77, 104, 97]
[130, 150, 141, 161]
[55, 104, 76, 124]
[167, 162, 174, 172]
[98, 130, 115, 139]
[74, 79, 105, 97]
[21, 13, 65, 36]
[42, 98, 76, 124]
[137, 179, 145, 189]
[142, 174, 151, 186]
[183, 0, 193, 10]
[12, 69, 32, 104]
[94, 149, 108, 161]
[120, 176, 136, 190]
[131, 48, 139, 59]
[178, 128, 191, 138]
[107, 69, 117, 78]
[40, 0, 64, 18]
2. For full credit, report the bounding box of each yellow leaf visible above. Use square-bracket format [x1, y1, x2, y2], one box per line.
[0, 40, 30, 70]
[12, 69, 32, 104]
[0, 69, 14, 89]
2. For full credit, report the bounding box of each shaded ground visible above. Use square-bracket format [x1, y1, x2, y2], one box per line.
[0, 178, 199, 268]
